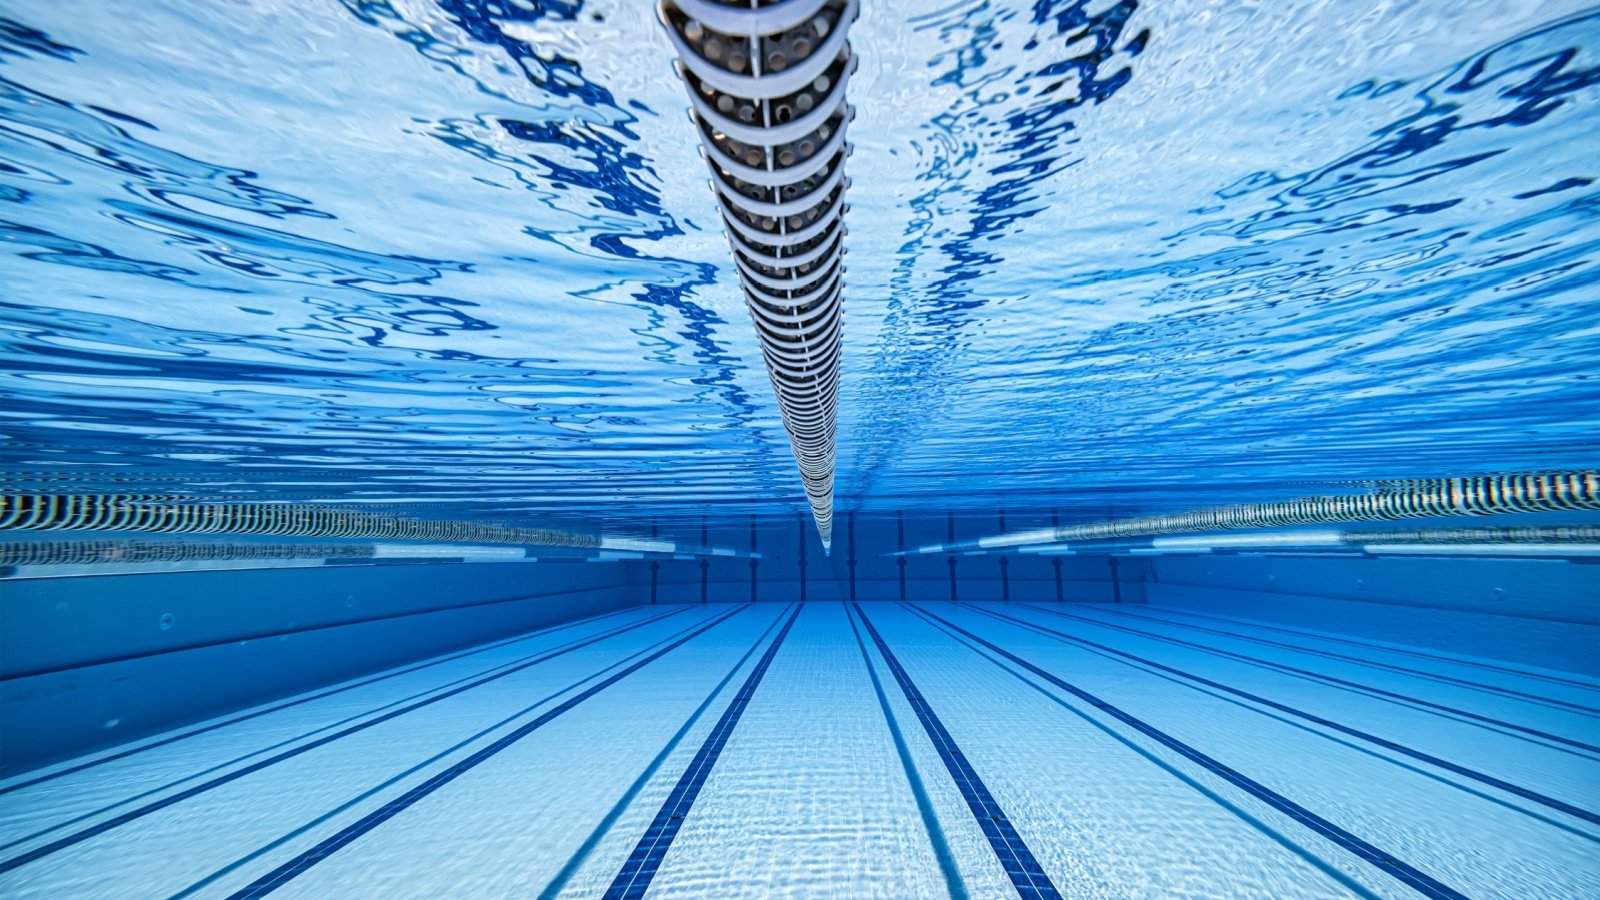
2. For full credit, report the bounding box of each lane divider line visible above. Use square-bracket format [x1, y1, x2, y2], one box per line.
[0, 605, 648, 795]
[905, 604, 1382, 900]
[602, 603, 804, 899]
[964, 603, 1600, 829]
[912, 605, 1468, 900]
[536, 604, 795, 900]
[854, 603, 1063, 900]
[168, 605, 761, 890]
[0, 607, 708, 875]
[1019, 603, 1600, 757]
[1116, 605, 1600, 691]
[171, 609, 743, 899]
[1, 608, 696, 856]
[1086, 605, 1600, 716]
[224, 605, 752, 898]
[845, 602, 968, 899]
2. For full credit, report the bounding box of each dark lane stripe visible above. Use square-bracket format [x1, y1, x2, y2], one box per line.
[1087, 605, 1600, 716]
[603, 604, 804, 900]
[1021, 603, 1600, 756]
[171, 609, 748, 900]
[1125, 605, 1600, 690]
[964, 603, 1600, 828]
[845, 603, 967, 899]
[914, 605, 1468, 900]
[536, 605, 794, 900]
[908, 607, 1379, 900]
[854, 603, 1063, 900]
[0, 605, 642, 795]
[2, 608, 692, 855]
[0, 606, 696, 875]
[226, 605, 750, 899]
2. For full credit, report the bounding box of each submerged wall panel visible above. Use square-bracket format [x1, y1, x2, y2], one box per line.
[1147, 554, 1600, 675]
[0, 563, 635, 773]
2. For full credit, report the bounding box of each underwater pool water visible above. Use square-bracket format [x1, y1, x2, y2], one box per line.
[1, 0, 1597, 523]
[2, 599, 1598, 898]
[2, 0, 1599, 897]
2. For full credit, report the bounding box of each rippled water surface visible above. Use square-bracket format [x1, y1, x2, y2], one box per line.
[2, 0, 1597, 533]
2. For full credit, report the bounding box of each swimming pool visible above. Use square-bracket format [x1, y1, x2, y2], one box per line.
[1, 0, 1597, 897]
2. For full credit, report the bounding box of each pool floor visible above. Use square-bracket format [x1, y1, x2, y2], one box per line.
[1, 601, 1595, 898]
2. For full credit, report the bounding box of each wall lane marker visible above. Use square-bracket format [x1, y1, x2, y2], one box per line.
[1117, 605, 1600, 691]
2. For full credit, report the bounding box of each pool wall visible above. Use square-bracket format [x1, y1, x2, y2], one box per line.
[0, 562, 634, 774]
[4, 511, 1596, 777]
[1146, 555, 1600, 676]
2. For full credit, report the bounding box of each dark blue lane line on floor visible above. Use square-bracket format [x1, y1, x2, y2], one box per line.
[854, 603, 1063, 900]
[908, 606, 1381, 900]
[602, 604, 804, 899]
[913, 605, 1468, 900]
[845, 603, 968, 900]
[964, 603, 1600, 829]
[172, 609, 738, 900]
[536, 604, 795, 900]
[225, 605, 751, 899]
[1126, 605, 1600, 691]
[1020, 603, 1600, 757]
[1087, 604, 1600, 716]
[2, 609, 697, 857]
[0, 606, 699, 876]
[0, 604, 646, 796]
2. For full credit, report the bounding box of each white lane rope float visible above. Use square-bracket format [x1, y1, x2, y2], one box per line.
[0, 494, 750, 556]
[892, 470, 1600, 555]
[658, 0, 858, 551]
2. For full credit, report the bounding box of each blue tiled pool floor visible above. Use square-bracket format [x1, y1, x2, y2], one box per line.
[2, 601, 1595, 898]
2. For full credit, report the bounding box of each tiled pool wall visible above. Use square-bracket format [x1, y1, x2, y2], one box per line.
[3, 511, 1596, 777]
